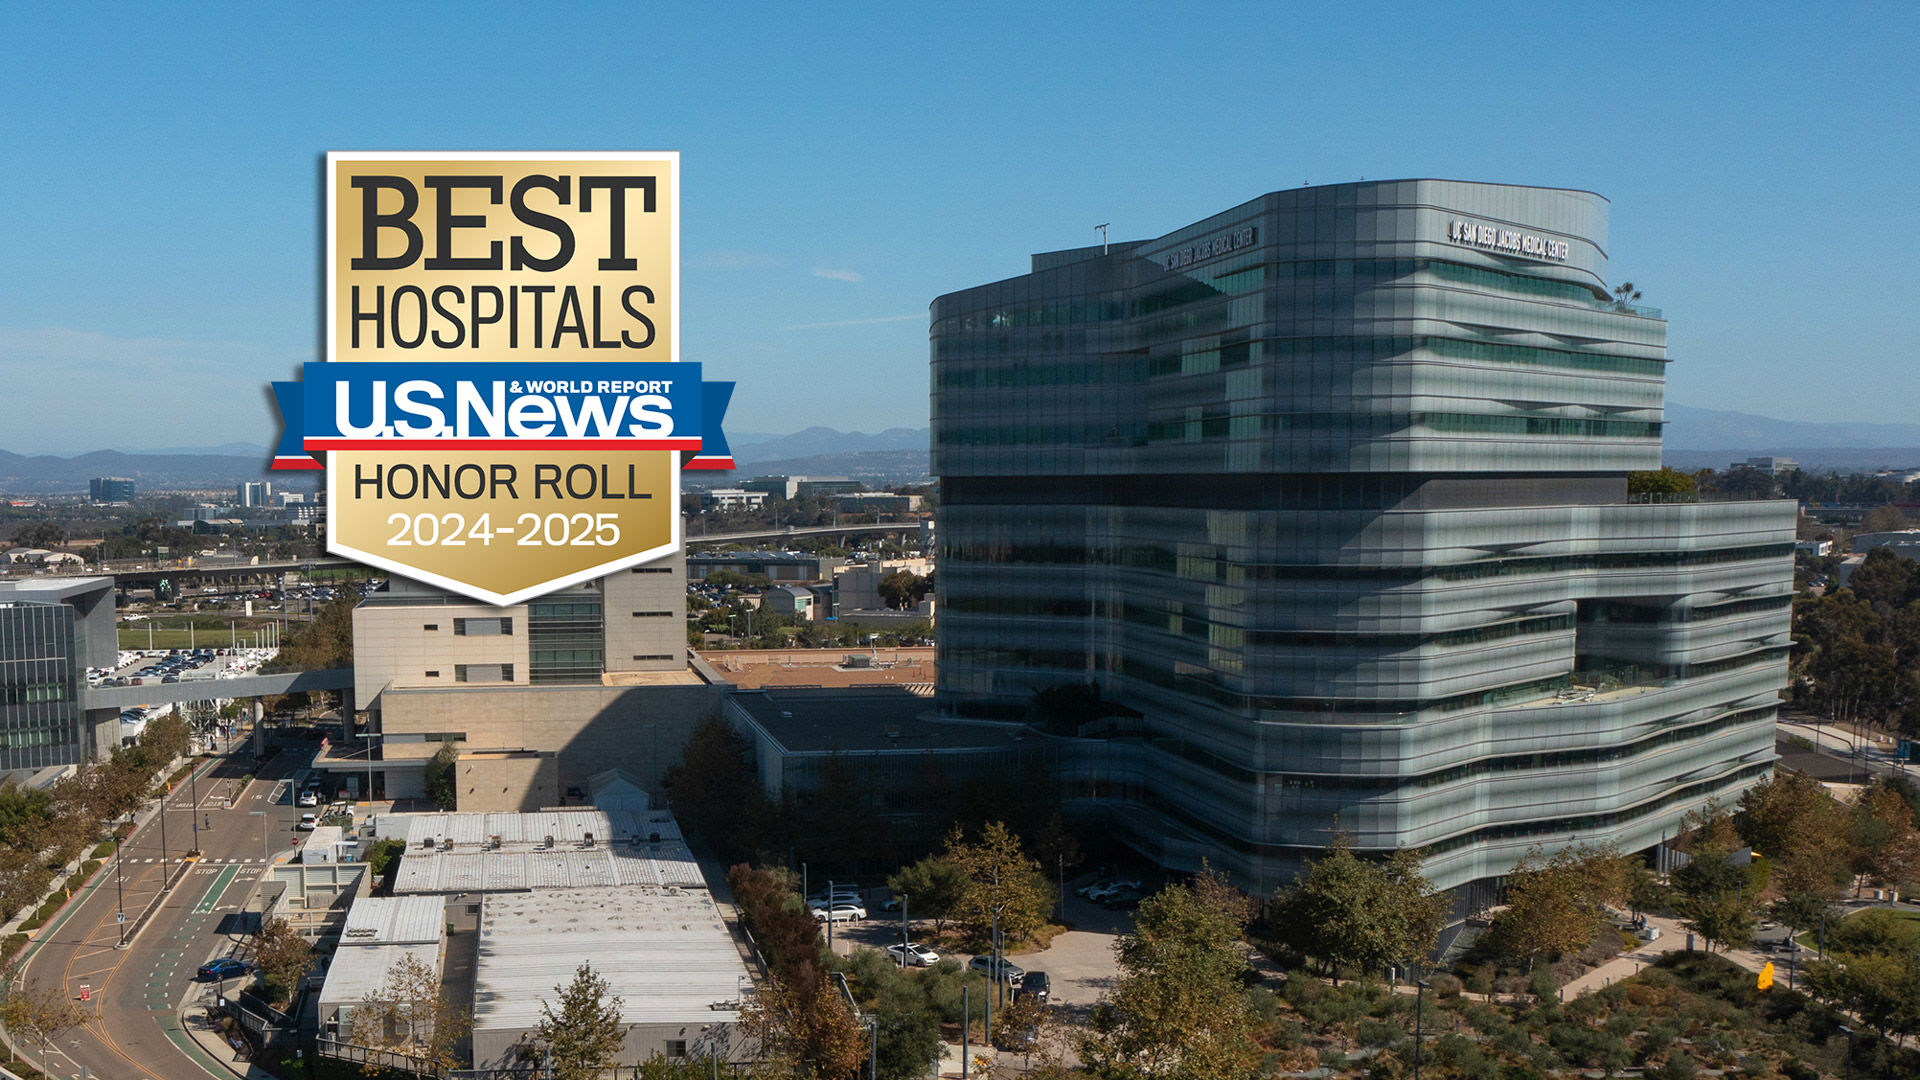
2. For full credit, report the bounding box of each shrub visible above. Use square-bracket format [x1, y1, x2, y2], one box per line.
[90, 841, 114, 859]
[1430, 972, 1465, 999]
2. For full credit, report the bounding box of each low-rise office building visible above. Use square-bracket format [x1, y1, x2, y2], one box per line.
[472, 887, 750, 1069]
[318, 895, 447, 1038]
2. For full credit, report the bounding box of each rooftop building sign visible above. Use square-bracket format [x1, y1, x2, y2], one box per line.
[1161, 225, 1257, 271]
[1447, 218, 1569, 261]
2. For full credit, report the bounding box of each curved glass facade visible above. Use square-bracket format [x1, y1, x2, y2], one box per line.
[931, 179, 1793, 894]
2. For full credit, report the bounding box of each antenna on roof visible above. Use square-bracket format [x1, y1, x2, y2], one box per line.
[1094, 223, 1109, 255]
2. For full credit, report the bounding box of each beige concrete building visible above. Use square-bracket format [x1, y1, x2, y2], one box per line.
[347, 552, 723, 811]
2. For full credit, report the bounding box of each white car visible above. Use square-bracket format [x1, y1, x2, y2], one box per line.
[812, 903, 866, 922]
[1083, 879, 1142, 903]
[296, 791, 319, 808]
[806, 890, 864, 909]
[297, 813, 318, 831]
[885, 942, 939, 966]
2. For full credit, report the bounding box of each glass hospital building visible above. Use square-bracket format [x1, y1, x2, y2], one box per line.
[930, 180, 1793, 904]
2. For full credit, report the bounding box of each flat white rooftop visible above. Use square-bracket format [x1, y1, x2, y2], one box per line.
[473, 886, 748, 1035]
[318, 941, 442, 1013]
[392, 842, 705, 894]
[383, 808, 703, 894]
[341, 895, 444, 946]
[390, 808, 682, 847]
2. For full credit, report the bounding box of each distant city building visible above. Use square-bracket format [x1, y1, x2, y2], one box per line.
[687, 551, 845, 584]
[237, 480, 271, 507]
[932, 179, 1795, 905]
[698, 488, 769, 513]
[739, 475, 863, 500]
[88, 477, 135, 503]
[0, 577, 119, 770]
[1795, 539, 1833, 557]
[1850, 531, 1920, 559]
[832, 491, 923, 514]
[1734, 456, 1798, 476]
[760, 584, 819, 621]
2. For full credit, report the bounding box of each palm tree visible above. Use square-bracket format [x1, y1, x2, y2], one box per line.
[1613, 282, 1643, 308]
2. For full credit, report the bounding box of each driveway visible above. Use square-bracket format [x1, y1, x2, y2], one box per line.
[824, 891, 1128, 1012]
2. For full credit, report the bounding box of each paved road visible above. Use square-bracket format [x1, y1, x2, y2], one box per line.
[16, 743, 307, 1080]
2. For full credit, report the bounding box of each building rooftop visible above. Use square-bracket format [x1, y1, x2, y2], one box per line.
[728, 686, 1027, 754]
[341, 895, 444, 946]
[698, 647, 936, 690]
[318, 942, 442, 1009]
[392, 843, 705, 894]
[383, 809, 704, 894]
[474, 887, 748, 1036]
[389, 809, 681, 847]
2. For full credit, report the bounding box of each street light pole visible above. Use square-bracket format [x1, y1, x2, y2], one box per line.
[114, 829, 126, 946]
[1413, 979, 1431, 1080]
[1838, 1023, 1855, 1080]
[158, 781, 171, 884]
[189, 759, 200, 855]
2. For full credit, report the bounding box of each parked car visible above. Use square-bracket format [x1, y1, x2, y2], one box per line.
[806, 889, 864, 909]
[297, 791, 319, 808]
[197, 958, 250, 981]
[1015, 970, 1050, 1002]
[297, 813, 318, 831]
[812, 903, 866, 923]
[1098, 886, 1146, 910]
[885, 942, 940, 967]
[968, 956, 1026, 985]
[1082, 878, 1143, 902]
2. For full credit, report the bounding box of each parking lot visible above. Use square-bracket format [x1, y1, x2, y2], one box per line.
[818, 886, 1137, 1013]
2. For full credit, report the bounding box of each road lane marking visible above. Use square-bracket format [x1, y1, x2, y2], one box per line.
[193, 866, 240, 914]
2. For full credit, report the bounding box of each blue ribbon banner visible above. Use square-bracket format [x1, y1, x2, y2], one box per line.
[271, 361, 733, 471]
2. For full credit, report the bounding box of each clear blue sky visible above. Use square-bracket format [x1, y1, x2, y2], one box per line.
[0, 3, 1913, 454]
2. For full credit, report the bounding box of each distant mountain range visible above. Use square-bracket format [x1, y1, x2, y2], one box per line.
[1664, 404, 1920, 451]
[730, 426, 928, 465]
[1662, 404, 1920, 473]
[0, 448, 291, 496]
[17, 406, 1915, 496]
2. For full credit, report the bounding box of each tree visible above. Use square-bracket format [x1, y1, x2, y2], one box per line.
[886, 856, 968, 934]
[1769, 890, 1837, 940]
[876, 570, 931, 611]
[1485, 846, 1627, 969]
[1612, 281, 1642, 308]
[537, 962, 626, 1080]
[423, 743, 458, 811]
[1739, 772, 1850, 898]
[1851, 778, 1920, 890]
[1081, 883, 1262, 1079]
[254, 916, 314, 1007]
[0, 980, 87, 1066]
[742, 966, 866, 1080]
[1628, 468, 1698, 497]
[1669, 848, 1757, 953]
[942, 822, 1054, 948]
[350, 950, 471, 1072]
[664, 717, 771, 860]
[262, 595, 356, 673]
[1861, 504, 1913, 534]
[1274, 838, 1446, 984]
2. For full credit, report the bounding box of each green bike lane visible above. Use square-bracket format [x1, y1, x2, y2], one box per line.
[11, 747, 301, 1080]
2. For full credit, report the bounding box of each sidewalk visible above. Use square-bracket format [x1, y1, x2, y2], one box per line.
[179, 989, 279, 1080]
[1560, 912, 1772, 999]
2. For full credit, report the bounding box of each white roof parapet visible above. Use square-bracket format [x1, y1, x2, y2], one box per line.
[473, 886, 746, 1035]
